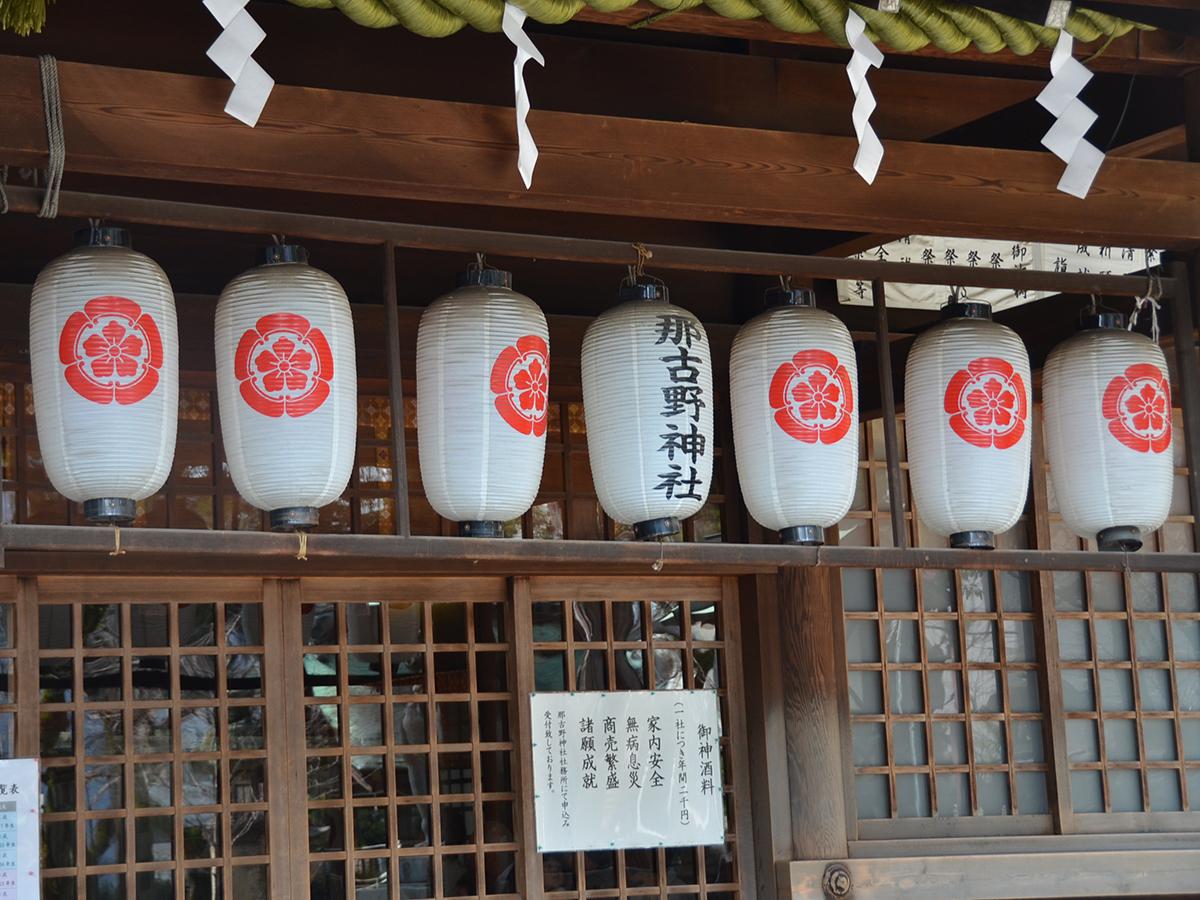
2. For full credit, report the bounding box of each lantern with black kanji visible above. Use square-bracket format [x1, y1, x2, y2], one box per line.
[905, 297, 1032, 549]
[1043, 311, 1173, 551]
[730, 287, 858, 544]
[30, 226, 179, 523]
[416, 263, 549, 536]
[581, 280, 714, 540]
[214, 245, 357, 531]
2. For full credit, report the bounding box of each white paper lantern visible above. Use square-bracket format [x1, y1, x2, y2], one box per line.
[416, 267, 549, 536]
[215, 246, 356, 531]
[730, 288, 858, 544]
[1043, 312, 1173, 550]
[581, 281, 714, 540]
[30, 227, 179, 523]
[904, 299, 1032, 549]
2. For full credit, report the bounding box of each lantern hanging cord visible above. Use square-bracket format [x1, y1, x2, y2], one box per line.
[109, 526, 126, 558]
[297, 531, 309, 561]
[36, 54, 64, 220]
[272, 233, 285, 246]
[651, 538, 665, 573]
[778, 274, 792, 292]
[1129, 272, 1162, 344]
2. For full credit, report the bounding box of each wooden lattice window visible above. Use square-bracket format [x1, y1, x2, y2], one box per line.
[517, 578, 749, 899]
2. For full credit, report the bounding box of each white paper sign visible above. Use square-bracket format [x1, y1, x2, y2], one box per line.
[0, 759, 40, 897]
[530, 690, 724, 852]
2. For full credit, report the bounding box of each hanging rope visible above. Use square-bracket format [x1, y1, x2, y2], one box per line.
[297, 531, 309, 561]
[109, 526, 126, 557]
[651, 538, 665, 572]
[36, 54, 64, 219]
[1129, 272, 1162, 344]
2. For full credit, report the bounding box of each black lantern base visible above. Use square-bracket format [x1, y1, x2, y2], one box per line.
[270, 507, 319, 532]
[1098, 525, 1142, 553]
[951, 530, 995, 550]
[779, 525, 824, 546]
[84, 498, 136, 525]
[458, 521, 503, 538]
[634, 517, 681, 541]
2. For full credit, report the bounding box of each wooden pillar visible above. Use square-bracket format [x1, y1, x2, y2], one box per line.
[779, 564, 849, 861]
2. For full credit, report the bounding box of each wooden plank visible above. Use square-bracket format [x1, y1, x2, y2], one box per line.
[779, 566, 848, 860]
[0, 186, 1171, 298]
[2, 57, 1198, 247]
[13, 577, 38, 759]
[1168, 260, 1200, 552]
[872, 280, 907, 549]
[509, 577, 544, 897]
[720, 576, 760, 900]
[279, 579, 311, 900]
[786, 849, 1200, 897]
[381, 242, 413, 537]
[849, 830, 1200, 858]
[260, 579, 294, 900]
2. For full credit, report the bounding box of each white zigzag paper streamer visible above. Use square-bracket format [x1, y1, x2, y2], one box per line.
[1036, 30, 1105, 199]
[204, 0, 275, 127]
[845, 9, 885, 185]
[502, 3, 545, 189]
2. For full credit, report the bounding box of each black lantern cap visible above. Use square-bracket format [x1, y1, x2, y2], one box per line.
[84, 497, 136, 525]
[618, 281, 669, 303]
[458, 520, 504, 538]
[259, 244, 309, 265]
[765, 287, 815, 308]
[75, 226, 131, 249]
[951, 530, 995, 550]
[1097, 525, 1142, 552]
[633, 516, 680, 541]
[457, 267, 513, 289]
[941, 299, 992, 321]
[270, 506, 319, 532]
[780, 525, 824, 546]
[1080, 310, 1127, 330]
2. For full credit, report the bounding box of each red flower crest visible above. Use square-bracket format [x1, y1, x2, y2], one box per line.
[768, 349, 855, 444]
[59, 295, 164, 406]
[233, 313, 334, 418]
[944, 357, 1028, 450]
[490, 335, 549, 436]
[1102, 363, 1171, 454]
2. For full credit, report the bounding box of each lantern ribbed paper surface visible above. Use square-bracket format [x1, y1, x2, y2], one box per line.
[416, 271, 549, 532]
[730, 294, 858, 543]
[581, 285, 714, 538]
[215, 247, 356, 530]
[30, 230, 179, 522]
[1043, 319, 1173, 550]
[904, 303, 1031, 548]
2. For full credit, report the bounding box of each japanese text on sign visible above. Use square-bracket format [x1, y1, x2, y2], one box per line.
[0, 760, 39, 900]
[530, 691, 724, 852]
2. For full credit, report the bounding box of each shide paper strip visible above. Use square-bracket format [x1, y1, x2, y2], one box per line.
[845, 9, 885, 185]
[502, 3, 545, 190]
[204, 0, 275, 127]
[1037, 30, 1105, 199]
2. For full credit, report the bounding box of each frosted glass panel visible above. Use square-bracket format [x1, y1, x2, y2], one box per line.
[1134, 620, 1168, 661]
[976, 772, 1010, 815]
[841, 570, 876, 612]
[1138, 669, 1172, 712]
[1108, 768, 1143, 812]
[1103, 718, 1139, 762]
[882, 570, 917, 612]
[959, 571, 994, 613]
[1167, 574, 1199, 612]
[1061, 669, 1095, 712]
[1016, 771, 1049, 815]
[927, 671, 962, 714]
[892, 722, 927, 766]
[924, 620, 959, 663]
[1094, 620, 1129, 662]
[932, 721, 967, 765]
[1142, 718, 1176, 762]
[855, 774, 889, 819]
[936, 773, 970, 817]
[1099, 669, 1134, 712]
[1007, 671, 1040, 713]
[888, 671, 923, 714]
[922, 571, 955, 612]
[1058, 620, 1091, 661]
[849, 671, 883, 715]
[1003, 620, 1036, 663]
[1182, 719, 1200, 761]
[971, 721, 1006, 764]
[1012, 720, 1044, 764]
[1173, 621, 1200, 661]
[999, 571, 1033, 613]
[1178, 670, 1200, 711]
[1148, 769, 1182, 812]
[968, 670, 1002, 713]
[1130, 573, 1163, 612]
[965, 621, 998, 664]
[1053, 572, 1086, 611]
[895, 773, 930, 818]
[884, 619, 919, 664]
[1089, 572, 1124, 612]
[845, 620, 881, 664]
[1067, 719, 1099, 762]
[1071, 770, 1104, 813]
[1189, 770, 1200, 811]
[852, 722, 887, 768]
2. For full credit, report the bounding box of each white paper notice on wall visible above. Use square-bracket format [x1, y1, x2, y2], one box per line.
[0, 759, 40, 894]
[530, 690, 725, 853]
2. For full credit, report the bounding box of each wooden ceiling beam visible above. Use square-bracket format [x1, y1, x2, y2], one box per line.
[2, 55, 1197, 247]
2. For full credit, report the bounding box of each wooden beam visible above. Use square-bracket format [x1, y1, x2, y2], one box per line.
[381, 242, 412, 537]
[872, 280, 907, 548]
[2, 56, 1198, 247]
